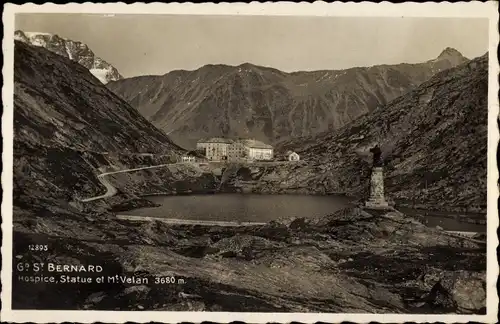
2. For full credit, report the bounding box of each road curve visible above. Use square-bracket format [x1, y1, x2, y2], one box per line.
[80, 174, 118, 202]
[80, 163, 182, 202]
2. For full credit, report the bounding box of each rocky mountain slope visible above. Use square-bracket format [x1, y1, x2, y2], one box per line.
[270, 53, 488, 211]
[13, 41, 183, 209]
[15, 30, 123, 84]
[107, 48, 468, 148]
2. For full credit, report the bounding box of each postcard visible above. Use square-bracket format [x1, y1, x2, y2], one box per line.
[1, 1, 498, 323]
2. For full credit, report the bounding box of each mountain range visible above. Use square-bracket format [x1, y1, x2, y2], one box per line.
[14, 30, 123, 84]
[107, 47, 469, 148]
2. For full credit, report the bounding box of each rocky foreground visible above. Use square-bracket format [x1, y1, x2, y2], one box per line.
[13, 206, 486, 313]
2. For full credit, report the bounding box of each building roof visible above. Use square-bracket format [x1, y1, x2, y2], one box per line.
[197, 137, 234, 144]
[239, 139, 273, 149]
[286, 150, 299, 156]
[229, 141, 246, 147]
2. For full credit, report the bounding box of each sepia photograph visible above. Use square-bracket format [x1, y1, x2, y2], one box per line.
[1, 2, 498, 323]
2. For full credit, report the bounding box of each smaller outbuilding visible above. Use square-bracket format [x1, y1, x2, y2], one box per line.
[286, 151, 300, 161]
[181, 150, 203, 163]
[181, 156, 196, 162]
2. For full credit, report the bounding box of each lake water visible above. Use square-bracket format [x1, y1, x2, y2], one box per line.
[129, 194, 352, 223]
[127, 194, 486, 232]
[399, 207, 486, 232]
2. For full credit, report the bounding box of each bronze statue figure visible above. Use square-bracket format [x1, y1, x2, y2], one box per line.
[369, 145, 383, 167]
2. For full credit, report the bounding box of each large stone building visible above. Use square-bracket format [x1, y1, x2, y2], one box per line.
[227, 141, 248, 161]
[196, 138, 273, 162]
[196, 137, 232, 161]
[238, 139, 274, 161]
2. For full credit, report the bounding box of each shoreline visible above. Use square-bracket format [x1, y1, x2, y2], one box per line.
[80, 160, 486, 218]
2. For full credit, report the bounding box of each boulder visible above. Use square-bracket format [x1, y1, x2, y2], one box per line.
[420, 269, 486, 313]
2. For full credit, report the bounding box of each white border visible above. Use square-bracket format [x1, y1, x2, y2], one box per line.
[2, 2, 499, 323]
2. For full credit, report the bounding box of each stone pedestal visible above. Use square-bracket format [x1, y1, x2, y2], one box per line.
[365, 167, 390, 209]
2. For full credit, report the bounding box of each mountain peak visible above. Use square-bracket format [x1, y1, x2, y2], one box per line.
[14, 29, 123, 84]
[437, 47, 465, 59]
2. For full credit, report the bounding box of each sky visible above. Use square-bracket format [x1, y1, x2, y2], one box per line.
[15, 14, 489, 78]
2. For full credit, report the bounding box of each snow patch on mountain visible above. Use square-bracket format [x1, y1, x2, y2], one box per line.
[65, 43, 73, 60]
[23, 32, 53, 37]
[90, 68, 114, 85]
[14, 34, 24, 42]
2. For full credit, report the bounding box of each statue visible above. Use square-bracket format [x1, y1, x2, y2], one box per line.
[365, 143, 390, 209]
[369, 145, 383, 167]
